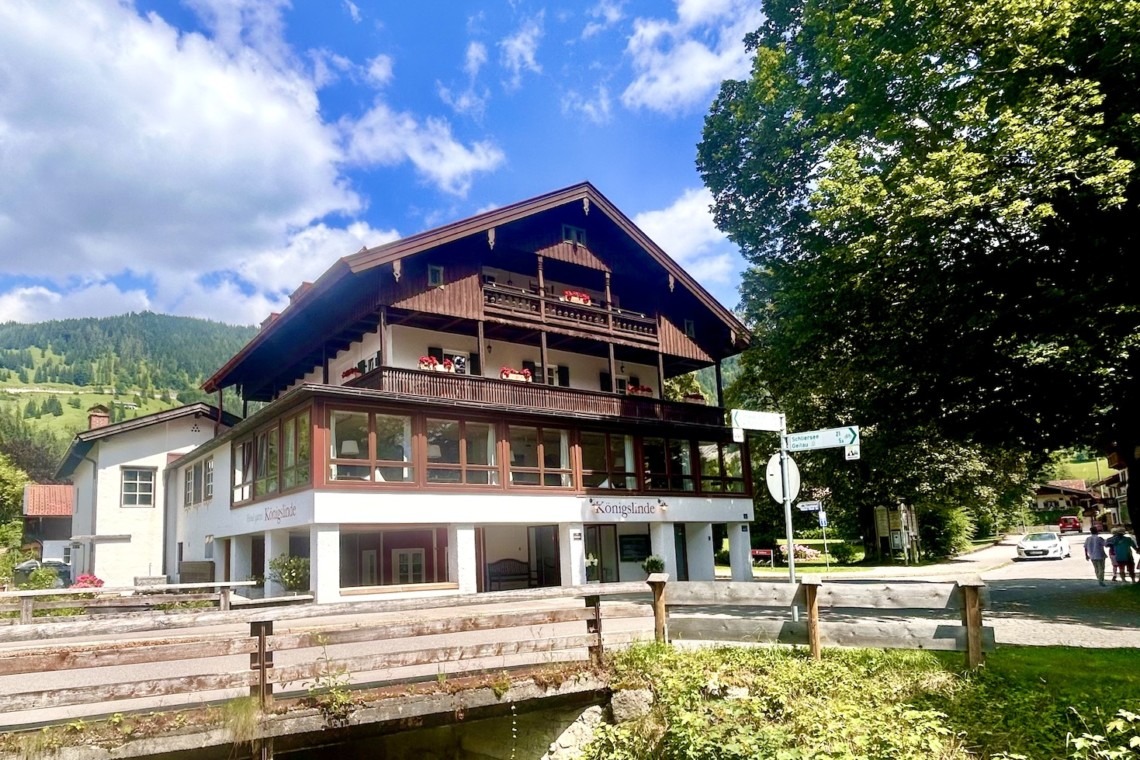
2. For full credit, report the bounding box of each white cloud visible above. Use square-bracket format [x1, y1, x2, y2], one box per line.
[633, 187, 740, 286]
[465, 42, 488, 78]
[499, 15, 544, 89]
[0, 0, 357, 284]
[561, 85, 613, 125]
[439, 42, 490, 119]
[0, 1, 508, 323]
[621, 0, 762, 113]
[583, 0, 625, 39]
[343, 0, 362, 23]
[366, 54, 395, 87]
[344, 104, 505, 196]
[0, 283, 153, 323]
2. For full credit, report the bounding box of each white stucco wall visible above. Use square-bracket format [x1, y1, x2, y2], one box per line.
[85, 417, 221, 587]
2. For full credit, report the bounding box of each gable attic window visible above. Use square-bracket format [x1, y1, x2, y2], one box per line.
[683, 319, 696, 338]
[562, 224, 587, 247]
[428, 264, 445, 287]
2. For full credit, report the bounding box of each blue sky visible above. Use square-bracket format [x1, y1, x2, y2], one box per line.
[0, 0, 762, 326]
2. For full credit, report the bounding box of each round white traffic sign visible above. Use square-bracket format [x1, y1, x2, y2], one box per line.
[765, 453, 800, 503]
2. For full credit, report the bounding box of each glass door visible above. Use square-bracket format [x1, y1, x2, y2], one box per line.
[528, 525, 561, 587]
[585, 525, 619, 582]
[673, 524, 690, 581]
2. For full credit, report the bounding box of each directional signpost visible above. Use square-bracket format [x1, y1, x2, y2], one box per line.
[785, 426, 860, 454]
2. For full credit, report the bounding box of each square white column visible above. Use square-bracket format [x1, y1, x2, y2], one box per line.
[727, 522, 754, 581]
[559, 523, 586, 586]
[686, 522, 716, 581]
[449, 524, 477, 594]
[310, 524, 340, 603]
[231, 536, 253, 583]
[649, 522, 678, 579]
[264, 529, 288, 598]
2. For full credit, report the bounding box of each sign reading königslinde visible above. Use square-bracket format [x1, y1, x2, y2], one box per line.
[581, 495, 755, 523]
[586, 497, 668, 520]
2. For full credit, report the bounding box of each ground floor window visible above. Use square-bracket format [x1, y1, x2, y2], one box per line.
[339, 527, 447, 588]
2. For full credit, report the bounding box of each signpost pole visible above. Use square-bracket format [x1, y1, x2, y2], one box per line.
[821, 516, 830, 575]
[780, 416, 796, 586]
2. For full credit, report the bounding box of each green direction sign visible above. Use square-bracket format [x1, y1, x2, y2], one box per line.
[785, 426, 860, 452]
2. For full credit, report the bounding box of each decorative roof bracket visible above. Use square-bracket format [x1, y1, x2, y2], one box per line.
[488, 227, 495, 250]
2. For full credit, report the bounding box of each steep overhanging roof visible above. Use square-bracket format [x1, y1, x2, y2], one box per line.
[55, 403, 242, 480]
[203, 182, 750, 394]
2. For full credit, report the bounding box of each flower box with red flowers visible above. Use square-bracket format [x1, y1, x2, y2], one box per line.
[341, 366, 362, 379]
[627, 385, 654, 397]
[418, 355, 439, 370]
[499, 366, 532, 382]
[561, 289, 592, 306]
[683, 392, 706, 404]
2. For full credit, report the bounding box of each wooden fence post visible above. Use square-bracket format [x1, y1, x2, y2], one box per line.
[646, 573, 669, 644]
[802, 577, 821, 660]
[219, 587, 232, 612]
[585, 594, 603, 666]
[250, 621, 274, 708]
[957, 579, 985, 669]
[19, 596, 33, 625]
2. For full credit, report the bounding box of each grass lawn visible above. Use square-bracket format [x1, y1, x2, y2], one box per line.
[594, 643, 1140, 759]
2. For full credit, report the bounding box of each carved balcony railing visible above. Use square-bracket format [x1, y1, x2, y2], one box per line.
[349, 367, 725, 426]
[482, 283, 658, 346]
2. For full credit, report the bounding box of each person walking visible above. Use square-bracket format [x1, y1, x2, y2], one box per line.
[1084, 526, 1109, 586]
[1110, 527, 1138, 584]
[1106, 527, 1123, 581]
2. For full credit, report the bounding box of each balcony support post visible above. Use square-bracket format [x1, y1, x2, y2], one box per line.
[715, 359, 725, 408]
[477, 320, 485, 375]
[608, 342, 617, 391]
[537, 255, 546, 321]
[604, 272, 614, 332]
[657, 351, 666, 395]
[541, 331, 550, 385]
[378, 306, 388, 368]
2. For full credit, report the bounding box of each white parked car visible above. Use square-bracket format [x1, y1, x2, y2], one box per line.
[1016, 532, 1071, 560]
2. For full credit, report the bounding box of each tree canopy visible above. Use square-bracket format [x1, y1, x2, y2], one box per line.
[700, 0, 1139, 504]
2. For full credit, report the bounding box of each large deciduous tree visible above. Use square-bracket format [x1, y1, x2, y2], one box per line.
[700, 0, 1139, 529]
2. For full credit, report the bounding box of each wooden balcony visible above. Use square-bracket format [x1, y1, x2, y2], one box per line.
[350, 367, 725, 426]
[482, 283, 658, 346]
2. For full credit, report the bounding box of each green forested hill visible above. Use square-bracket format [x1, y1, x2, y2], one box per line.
[0, 313, 255, 481]
[0, 312, 255, 395]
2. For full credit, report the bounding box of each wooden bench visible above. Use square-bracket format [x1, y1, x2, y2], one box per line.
[487, 558, 530, 591]
[751, 549, 775, 567]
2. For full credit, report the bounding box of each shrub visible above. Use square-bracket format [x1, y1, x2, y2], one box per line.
[714, 549, 731, 566]
[779, 544, 821, 560]
[268, 554, 310, 592]
[828, 541, 859, 564]
[919, 506, 974, 558]
[642, 555, 665, 574]
[71, 574, 104, 589]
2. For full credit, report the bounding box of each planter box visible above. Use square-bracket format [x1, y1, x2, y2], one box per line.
[567, 296, 590, 306]
[684, 395, 706, 404]
[501, 372, 532, 382]
[628, 389, 653, 398]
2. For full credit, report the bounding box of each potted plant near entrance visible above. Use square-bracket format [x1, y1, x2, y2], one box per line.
[642, 555, 665, 574]
[585, 553, 599, 582]
[268, 554, 310, 594]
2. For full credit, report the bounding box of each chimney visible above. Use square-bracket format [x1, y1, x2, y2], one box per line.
[87, 405, 111, 430]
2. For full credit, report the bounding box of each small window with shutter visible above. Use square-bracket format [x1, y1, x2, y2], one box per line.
[428, 265, 445, 287]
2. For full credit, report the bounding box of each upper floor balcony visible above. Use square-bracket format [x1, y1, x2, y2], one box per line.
[348, 366, 725, 427]
[482, 281, 658, 348]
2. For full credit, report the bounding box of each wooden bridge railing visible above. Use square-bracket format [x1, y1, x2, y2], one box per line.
[0, 581, 267, 624]
[646, 575, 992, 668]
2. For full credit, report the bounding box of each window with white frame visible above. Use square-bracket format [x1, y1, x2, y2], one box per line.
[122, 468, 156, 507]
[184, 457, 214, 507]
[393, 549, 426, 584]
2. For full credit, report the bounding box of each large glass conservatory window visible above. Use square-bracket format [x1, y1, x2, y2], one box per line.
[581, 431, 636, 489]
[699, 441, 746, 493]
[509, 425, 571, 487]
[642, 437, 694, 492]
[329, 409, 413, 483]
